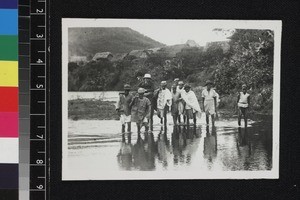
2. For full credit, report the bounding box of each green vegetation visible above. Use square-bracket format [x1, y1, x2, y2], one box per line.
[68, 29, 274, 114]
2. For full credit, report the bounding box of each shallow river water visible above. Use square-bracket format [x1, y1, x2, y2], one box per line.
[67, 113, 272, 172]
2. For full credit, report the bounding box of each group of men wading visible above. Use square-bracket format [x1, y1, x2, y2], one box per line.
[116, 73, 250, 134]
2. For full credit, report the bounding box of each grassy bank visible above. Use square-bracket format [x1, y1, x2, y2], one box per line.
[192, 85, 273, 117]
[69, 99, 119, 120]
[217, 87, 273, 116]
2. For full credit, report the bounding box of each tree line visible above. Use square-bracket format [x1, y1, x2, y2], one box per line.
[68, 29, 274, 112]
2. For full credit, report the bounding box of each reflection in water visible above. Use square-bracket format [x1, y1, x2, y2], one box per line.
[203, 126, 217, 167]
[157, 128, 170, 168]
[117, 133, 133, 170]
[132, 133, 155, 171]
[69, 115, 273, 172]
[172, 125, 201, 166]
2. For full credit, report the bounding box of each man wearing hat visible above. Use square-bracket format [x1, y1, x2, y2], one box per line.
[156, 81, 172, 126]
[137, 73, 155, 129]
[130, 88, 152, 134]
[174, 78, 179, 85]
[202, 80, 218, 126]
[116, 84, 133, 133]
[137, 74, 155, 93]
[181, 84, 201, 125]
[177, 81, 185, 123]
[237, 84, 250, 127]
[171, 84, 181, 125]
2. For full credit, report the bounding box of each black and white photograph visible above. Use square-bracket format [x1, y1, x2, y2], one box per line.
[62, 19, 281, 180]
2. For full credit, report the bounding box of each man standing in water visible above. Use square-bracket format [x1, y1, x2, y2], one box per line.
[116, 84, 133, 133]
[156, 81, 172, 126]
[181, 84, 201, 125]
[130, 88, 151, 134]
[237, 84, 250, 127]
[137, 73, 155, 130]
[202, 80, 217, 126]
[171, 84, 181, 125]
[177, 81, 185, 123]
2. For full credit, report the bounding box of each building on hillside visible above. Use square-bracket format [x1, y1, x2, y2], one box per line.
[111, 53, 128, 62]
[92, 52, 113, 61]
[205, 40, 230, 53]
[128, 50, 150, 59]
[69, 56, 88, 65]
[186, 40, 201, 47]
[157, 44, 189, 58]
[147, 47, 161, 54]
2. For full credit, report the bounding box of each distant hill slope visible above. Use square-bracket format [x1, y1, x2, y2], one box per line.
[68, 27, 165, 56]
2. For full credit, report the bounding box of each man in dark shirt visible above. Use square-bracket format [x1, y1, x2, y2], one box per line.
[116, 84, 133, 133]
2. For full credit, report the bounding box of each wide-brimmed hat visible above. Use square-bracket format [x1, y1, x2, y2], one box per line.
[174, 78, 179, 82]
[184, 84, 191, 89]
[161, 81, 167, 86]
[242, 84, 247, 88]
[143, 74, 151, 79]
[178, 81, 184, 85]
[124, 84, 131, 90]
[205, 80, 213, 86]
[138, 88, 145, 94]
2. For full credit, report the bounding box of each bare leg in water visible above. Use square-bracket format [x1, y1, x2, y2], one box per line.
[127, 122, 131, 132]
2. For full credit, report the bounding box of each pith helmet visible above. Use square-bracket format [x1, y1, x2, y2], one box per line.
[143, 74, 151, 79]
[138, 88, 145, 94]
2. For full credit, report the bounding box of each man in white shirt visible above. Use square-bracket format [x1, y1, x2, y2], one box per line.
[156, 81, 172, 126]
[202, 80, 217, 126]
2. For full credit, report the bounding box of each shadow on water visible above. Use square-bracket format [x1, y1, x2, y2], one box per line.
[116, 116, 272, 171]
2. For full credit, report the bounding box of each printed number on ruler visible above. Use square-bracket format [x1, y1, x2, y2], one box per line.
[37, 58, 43, 63]
[36, 34, 44, 38]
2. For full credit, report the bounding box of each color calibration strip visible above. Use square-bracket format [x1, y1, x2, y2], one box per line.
[0, 0, 19, 200]
[19, 0, 31, 200]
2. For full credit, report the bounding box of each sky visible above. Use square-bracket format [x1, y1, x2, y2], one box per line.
[124, 20, 234, 46]
[63, 19, 281, 46]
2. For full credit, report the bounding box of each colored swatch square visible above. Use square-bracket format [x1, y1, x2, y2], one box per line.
[0, 61, 18, 87]
[0, 87, 18, 112]
[0, 112, 18, 137]
[0, 164, 18, 188]
[0, 35, 18, 61]
[0, 9, 18, 35]
[0, 140, 18, 164]
[0, 0, 18, 9]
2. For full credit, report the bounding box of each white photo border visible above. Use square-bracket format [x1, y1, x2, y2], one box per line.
[62, 19, 281, 180]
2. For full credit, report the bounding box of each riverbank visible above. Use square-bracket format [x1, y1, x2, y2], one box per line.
[68, 99, 119, 120]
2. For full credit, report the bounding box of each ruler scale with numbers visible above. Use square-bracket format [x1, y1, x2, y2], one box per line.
[28, 0, 48, 199]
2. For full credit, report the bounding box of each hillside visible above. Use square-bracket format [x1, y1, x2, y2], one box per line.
[68, 27, 165, 57]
